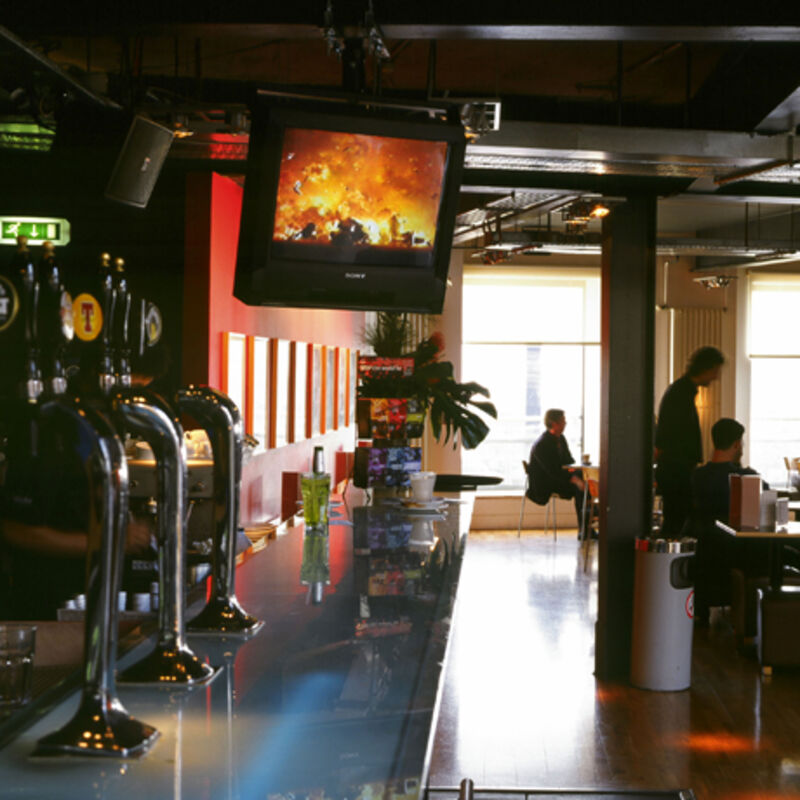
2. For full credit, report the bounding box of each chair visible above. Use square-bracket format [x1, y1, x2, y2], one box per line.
[784, 457, 800, 494]
[517, 460, 558, 540]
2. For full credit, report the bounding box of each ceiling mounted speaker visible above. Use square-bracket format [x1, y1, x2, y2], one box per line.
[104, 116, 174, 209]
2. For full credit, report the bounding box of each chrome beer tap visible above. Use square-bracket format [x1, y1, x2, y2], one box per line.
[107, 259, 216, 685]
[112, 392, 216, 685]
[177, 386, 262, 635]
[33, 402, 159, 757]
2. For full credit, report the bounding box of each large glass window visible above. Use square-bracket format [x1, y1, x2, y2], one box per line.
[748, 273, 800, 486]
[461, 267, 601, 491]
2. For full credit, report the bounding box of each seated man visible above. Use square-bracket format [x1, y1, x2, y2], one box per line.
[689, 417, 770, 624]
[527, 408, 586, 536]
[691, 418, 765, 525]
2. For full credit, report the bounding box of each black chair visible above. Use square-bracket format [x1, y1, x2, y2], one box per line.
[518, 459, 557, 540]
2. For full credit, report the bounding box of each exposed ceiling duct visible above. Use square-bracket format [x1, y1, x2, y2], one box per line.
[1, 9, 799, 254]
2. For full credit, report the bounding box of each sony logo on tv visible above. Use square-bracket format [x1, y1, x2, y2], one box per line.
[345, 272, 367, 280]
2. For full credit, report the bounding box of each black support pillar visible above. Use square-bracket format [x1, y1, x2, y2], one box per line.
[595, 195, 657, 681]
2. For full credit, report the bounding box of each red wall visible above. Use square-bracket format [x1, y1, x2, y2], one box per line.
[183, 172, 365, 523]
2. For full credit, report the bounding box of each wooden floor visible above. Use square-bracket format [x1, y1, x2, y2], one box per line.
[427, 529, 800, 800]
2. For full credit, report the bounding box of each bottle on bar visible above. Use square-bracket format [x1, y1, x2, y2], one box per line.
[301, 446, 331, 529]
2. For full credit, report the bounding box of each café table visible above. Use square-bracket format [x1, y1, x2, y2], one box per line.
[715, 519, 800, 592]
[563, 463, 600, 572]
[562, 463, 599, 529]
[433, 473, 502, 492]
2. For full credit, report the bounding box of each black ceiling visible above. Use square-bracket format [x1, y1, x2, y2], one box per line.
[1, 4, 799, 253]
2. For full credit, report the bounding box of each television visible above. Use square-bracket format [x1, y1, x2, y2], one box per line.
[234, 94, 466, 313]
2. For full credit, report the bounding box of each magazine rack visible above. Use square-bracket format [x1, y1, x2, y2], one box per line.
[353, 356, 424, 495]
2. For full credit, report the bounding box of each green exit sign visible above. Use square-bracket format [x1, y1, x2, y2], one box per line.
[0, 216, 71, 246]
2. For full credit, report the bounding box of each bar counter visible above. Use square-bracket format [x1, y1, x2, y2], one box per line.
[0, 492, 472, 799]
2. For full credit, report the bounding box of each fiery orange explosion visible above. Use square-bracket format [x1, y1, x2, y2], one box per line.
[273, 129, 448, 249]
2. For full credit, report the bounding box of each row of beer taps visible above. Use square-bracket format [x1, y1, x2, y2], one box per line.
[1, 236, 261, 759]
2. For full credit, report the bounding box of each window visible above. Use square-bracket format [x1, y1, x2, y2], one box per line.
[748, 273, 800, 486]
[461, 267, 601, 491]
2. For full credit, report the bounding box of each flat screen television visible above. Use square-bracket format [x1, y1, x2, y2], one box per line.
[234, 95, 466, 313]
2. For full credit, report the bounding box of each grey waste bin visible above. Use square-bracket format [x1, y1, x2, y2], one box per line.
[630, 537, 696, 691]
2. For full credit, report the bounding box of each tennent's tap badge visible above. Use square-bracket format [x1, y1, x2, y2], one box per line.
[0, 275, 19, 332]
[72, 293, 103, 341]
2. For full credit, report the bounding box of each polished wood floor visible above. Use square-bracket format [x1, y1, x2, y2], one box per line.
[428, 529, 800, 800]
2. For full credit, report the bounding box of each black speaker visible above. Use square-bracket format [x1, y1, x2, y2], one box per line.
[104, 116, 174, 209]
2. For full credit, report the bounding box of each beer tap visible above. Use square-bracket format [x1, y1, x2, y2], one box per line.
[13, 235, 43, 403]
[112, 394, 217, 686]
[107, 257, 216, 686]
[38, 241, 74, 397]
[112, 257, 132, 388]
[178, 386, 263, 635]
[97, 252, 117, 394]
[33, 398, 159, 758]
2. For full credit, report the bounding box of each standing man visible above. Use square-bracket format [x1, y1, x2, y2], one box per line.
[655, 345, 725, 537]
[528, 408, 586, 535]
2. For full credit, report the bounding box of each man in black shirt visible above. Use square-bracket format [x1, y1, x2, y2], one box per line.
[655, 346, 725, 537]
[527, 409, 586, 535]
[691, 418, 763, 526]
[689, 417, 769, 624]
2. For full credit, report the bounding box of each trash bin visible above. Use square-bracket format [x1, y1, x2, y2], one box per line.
[630, 537, 696, 691]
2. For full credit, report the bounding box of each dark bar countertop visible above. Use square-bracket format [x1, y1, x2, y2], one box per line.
[0, 492, 472, 799]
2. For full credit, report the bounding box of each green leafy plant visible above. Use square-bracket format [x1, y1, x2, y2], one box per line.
[361, 312, 414, 358]
[361, 314, 497, 449]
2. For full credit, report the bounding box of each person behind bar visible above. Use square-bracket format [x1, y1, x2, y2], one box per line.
[0, 403, 152, 620]
[527, 408, 586, 536]
[655, 346, 725, 537]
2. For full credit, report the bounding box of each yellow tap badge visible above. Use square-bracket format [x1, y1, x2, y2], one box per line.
[72, 293, 103, 341]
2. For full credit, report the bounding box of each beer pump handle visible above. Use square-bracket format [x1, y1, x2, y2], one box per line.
[39, 242, 72, 396]
[15, 236, 43, 401]
[97, 252, 117, 392]
[113, 257, 132, 386]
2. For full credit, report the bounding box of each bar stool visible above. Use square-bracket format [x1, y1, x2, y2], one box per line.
[517, 460, 558, 540]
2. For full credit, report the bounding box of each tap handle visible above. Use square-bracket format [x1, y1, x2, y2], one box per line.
[113, 258, 132, 384]
[97, 252, 116, 390]
[39, 242, 73, 395]
[14, 236, 43, 401]
[16, 236, 38, 346]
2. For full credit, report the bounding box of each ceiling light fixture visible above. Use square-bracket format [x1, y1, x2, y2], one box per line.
[561, 198, 612, 228]
[693, 275, 736, 290]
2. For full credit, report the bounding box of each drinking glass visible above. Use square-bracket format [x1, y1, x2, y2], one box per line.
[0, 624, 36, 708]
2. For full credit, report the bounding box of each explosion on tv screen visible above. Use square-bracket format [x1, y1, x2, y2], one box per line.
[273, 128, 448, 250]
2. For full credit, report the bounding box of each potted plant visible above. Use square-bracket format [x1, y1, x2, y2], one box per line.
[360, 313, 497, 449]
